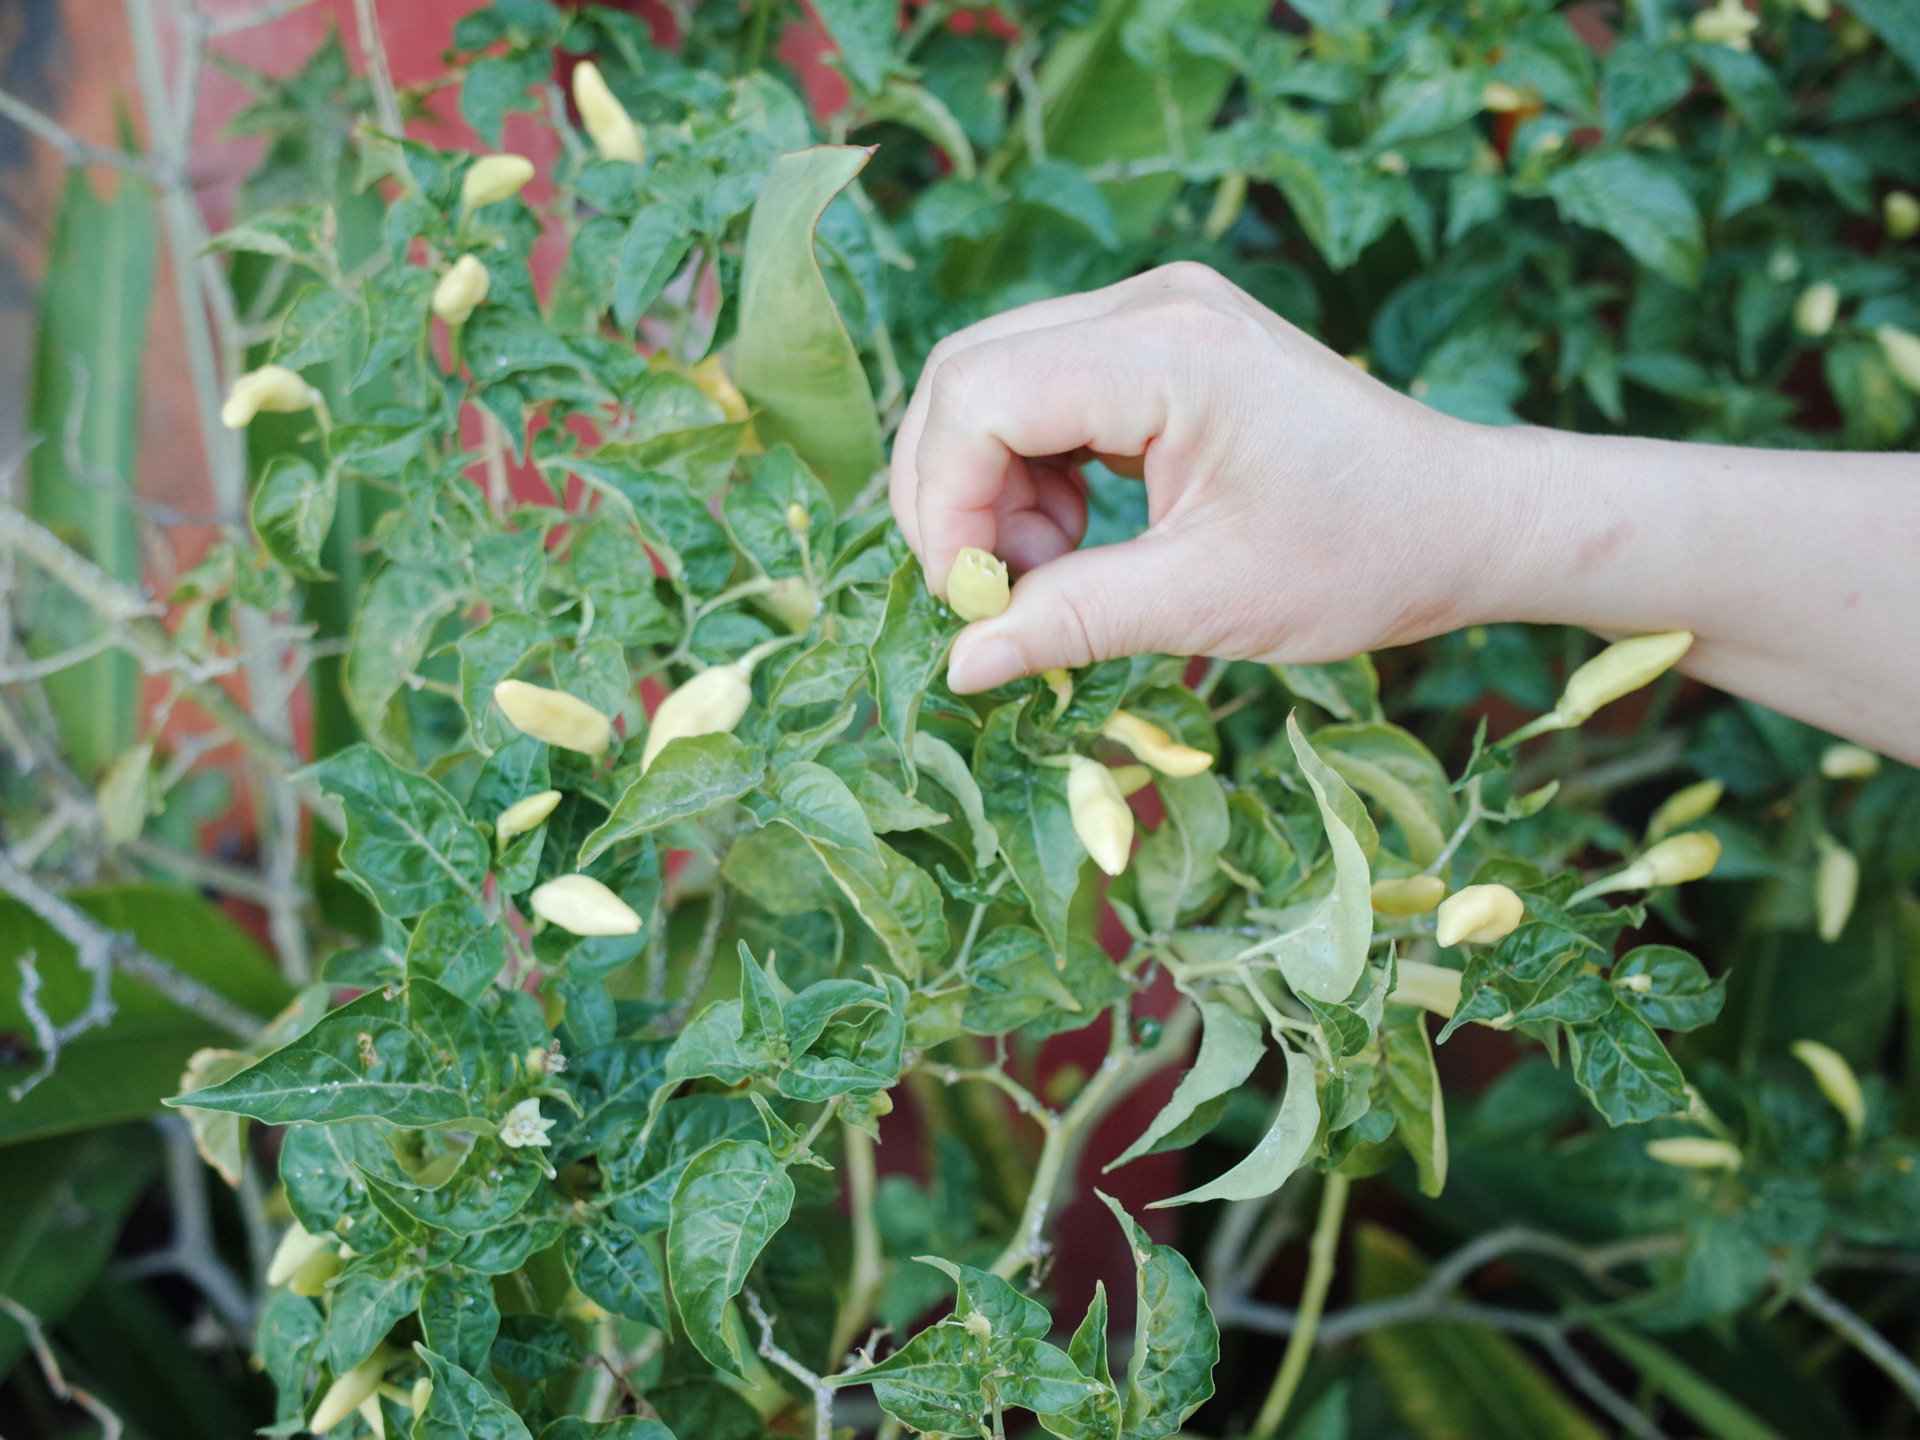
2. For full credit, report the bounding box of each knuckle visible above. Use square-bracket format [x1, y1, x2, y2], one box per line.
[1149, 259, 1228, 293]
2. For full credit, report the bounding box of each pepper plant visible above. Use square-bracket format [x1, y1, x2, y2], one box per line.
[3, 2, 1920, 1438]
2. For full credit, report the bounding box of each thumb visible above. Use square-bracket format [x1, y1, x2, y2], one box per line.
[947, 534, 1197, 693]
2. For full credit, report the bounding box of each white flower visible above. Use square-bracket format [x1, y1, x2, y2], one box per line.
[499, 1097, 556, 1148]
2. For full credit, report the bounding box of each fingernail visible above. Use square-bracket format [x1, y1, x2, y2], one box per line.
[949, 634, 1024, 694]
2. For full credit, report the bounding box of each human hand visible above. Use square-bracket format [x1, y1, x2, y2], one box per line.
[889, 262, 1532, 692]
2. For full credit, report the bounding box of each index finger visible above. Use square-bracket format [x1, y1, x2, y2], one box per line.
[912, 317, 1168, 593]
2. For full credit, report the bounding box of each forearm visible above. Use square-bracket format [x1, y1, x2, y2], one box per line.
[1482, 426, 1920, 764]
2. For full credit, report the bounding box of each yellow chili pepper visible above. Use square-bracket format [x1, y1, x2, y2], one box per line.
[1101, 711, 1214, 778]
[571, 60, 645, 163]
[431, 254, 491, 325]
[460, 153, 535, 213]
[1067, 756, 1133, 877]
[947, 546, 1010, 622]
[529, 874, 642, 936]
[220, 364, 318, 428]
[493, 680, 613, 757]
[1435, 883, 1524, 946]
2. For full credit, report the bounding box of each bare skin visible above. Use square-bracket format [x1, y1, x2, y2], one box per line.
[889, 262, 1920, 765]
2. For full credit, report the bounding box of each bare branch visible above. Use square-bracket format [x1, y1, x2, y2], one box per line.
[0, 85, 158, 178]
[0, 848, 264, 1096]
[118, 1117, 256, 1332]
[197, 0, 316, 39]
[746, 1289, 834, 1440]
[350, 0, 405, 135]
[0, 1295, 125, 1439]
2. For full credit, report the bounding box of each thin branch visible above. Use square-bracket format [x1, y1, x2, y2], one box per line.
[350, 0, 404, 135]
[0, 632, 120, 683]
[663, 886, 729, 1031]
[746, 1290, 834, 1440]
[0, 1296, 125, 1439]
[0, 85, 158, 177]
[1796, 1280, 1920, 1412]
[1251, 1172, 1349, 1439]
[118, 1117, 256, 1333]
[0, 847, 264, 1097]
[198, 0, 315, 39]
[124, 837, 303, 906]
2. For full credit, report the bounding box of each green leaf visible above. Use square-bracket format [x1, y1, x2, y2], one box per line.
[978, 702, 1082, 959]
[860, 1322, 993, 1434]
[0, 1128, 158, 1376]
[250, 454, 338, 580]
[961, 925, 1088, 1036]
[723, 444, 837, 580]
[362, 1137, 546, 1236]
[871, 556, 958, 783]
[306, 745, 490, 916]
[1274, 657, 1380, 723]
[1372, 68, 1482, 149]
[735, 146, 884, 504]
[1567, 1004, 1688, 1126]
[173, 981, 496, 1127]
[914, 732, 998, 869]
[274, 283, 363, 371]
[1613, 945, 1724, 1033]
[1549, 153, 1704, 289]
[344, 563, 465, 755]
[1097, 1192, 1218, 1438]
[1108, 1000, 1262, 1170]
[1848, 0, 1920, 87]
[541, 1420, 676, 1440]
[1354, 1226, 1607, 1440]
[1135, 772, 1230, 933]
[566, 1216, 667, 1325]
[580, 735, 764, 863]
[417, 1347, 535, 1440]
[492, 1314, 582, 1380]
[1153, 1038, 1319, 1207]
[418, 1268, 501, 1374]
[1586, 1318, 1788, 1440]
[614, 207, 696, 331]
[768, 760, 880, 856]
[1314, 722, 1455, 866]
[666, 1139, 795, 1373]
[326, 1248, 425, 1371]
[1266, 716, 1374, 1004]
[25, 167, 152, 776]
[801, 836, 949, 979]
[814, 0, 896, 92]
[0, 887, 290, 1144]
[1380, 1005, 1447, 1197]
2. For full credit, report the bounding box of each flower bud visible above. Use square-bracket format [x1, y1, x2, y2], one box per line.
[760, 576, 819, 633]
[1793, 281, 1839, 337]
[310, 1346, 394, 1433]
[265, 1220, 330, 1287]
[431, 254, 491, 325]
[1791, 1038, 1865, 1137]
[641, 661, 753, 771]
[1820, 743, 1879, 780]
[1884, 190, 1920, 240]
[1388, 959, 1462, 1017]
[219, 365, 318, 428]
[1371, 874, 1447, 916]
[530, 874, 643, 936]
[460, 153, 535, 213]
[1481, 80, 1527, 112]
[1646, 778, 1723, 841]
[410, 1378, 432, 1415]
[785, 501, 811, 537]
[1814, 833, 1858, 943]
[1554, 631, 1693, 726]
[1435, 883, 1524, 946]
[1876, 325, 1920, 393]
[947, 546, 1010, 622]
[1690, 0, 1759, 51]
[493, 680, 613, 756]
[1101, 711, 1214, 778]
[1645, 1136, 1743, 1171]
[1067, 756, 1133, 877]
[498, 1096, 557, 1148]
[496, 789, 562, 844]
[571, 60, 645, 163]
[962, 1310, 994, 1340]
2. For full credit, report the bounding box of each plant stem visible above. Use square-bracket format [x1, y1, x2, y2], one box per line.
[828, 1122, 884, 1365]
[350, 0, 404, 135]
[1251, 1171, 1350, 1440]
[1795, 1280, 1920, 1412]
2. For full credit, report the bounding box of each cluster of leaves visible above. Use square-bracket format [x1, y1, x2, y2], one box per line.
[7, 0, 1920, 1437]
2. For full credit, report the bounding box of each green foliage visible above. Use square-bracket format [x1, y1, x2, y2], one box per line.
[7, 1, 1920, 1437]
